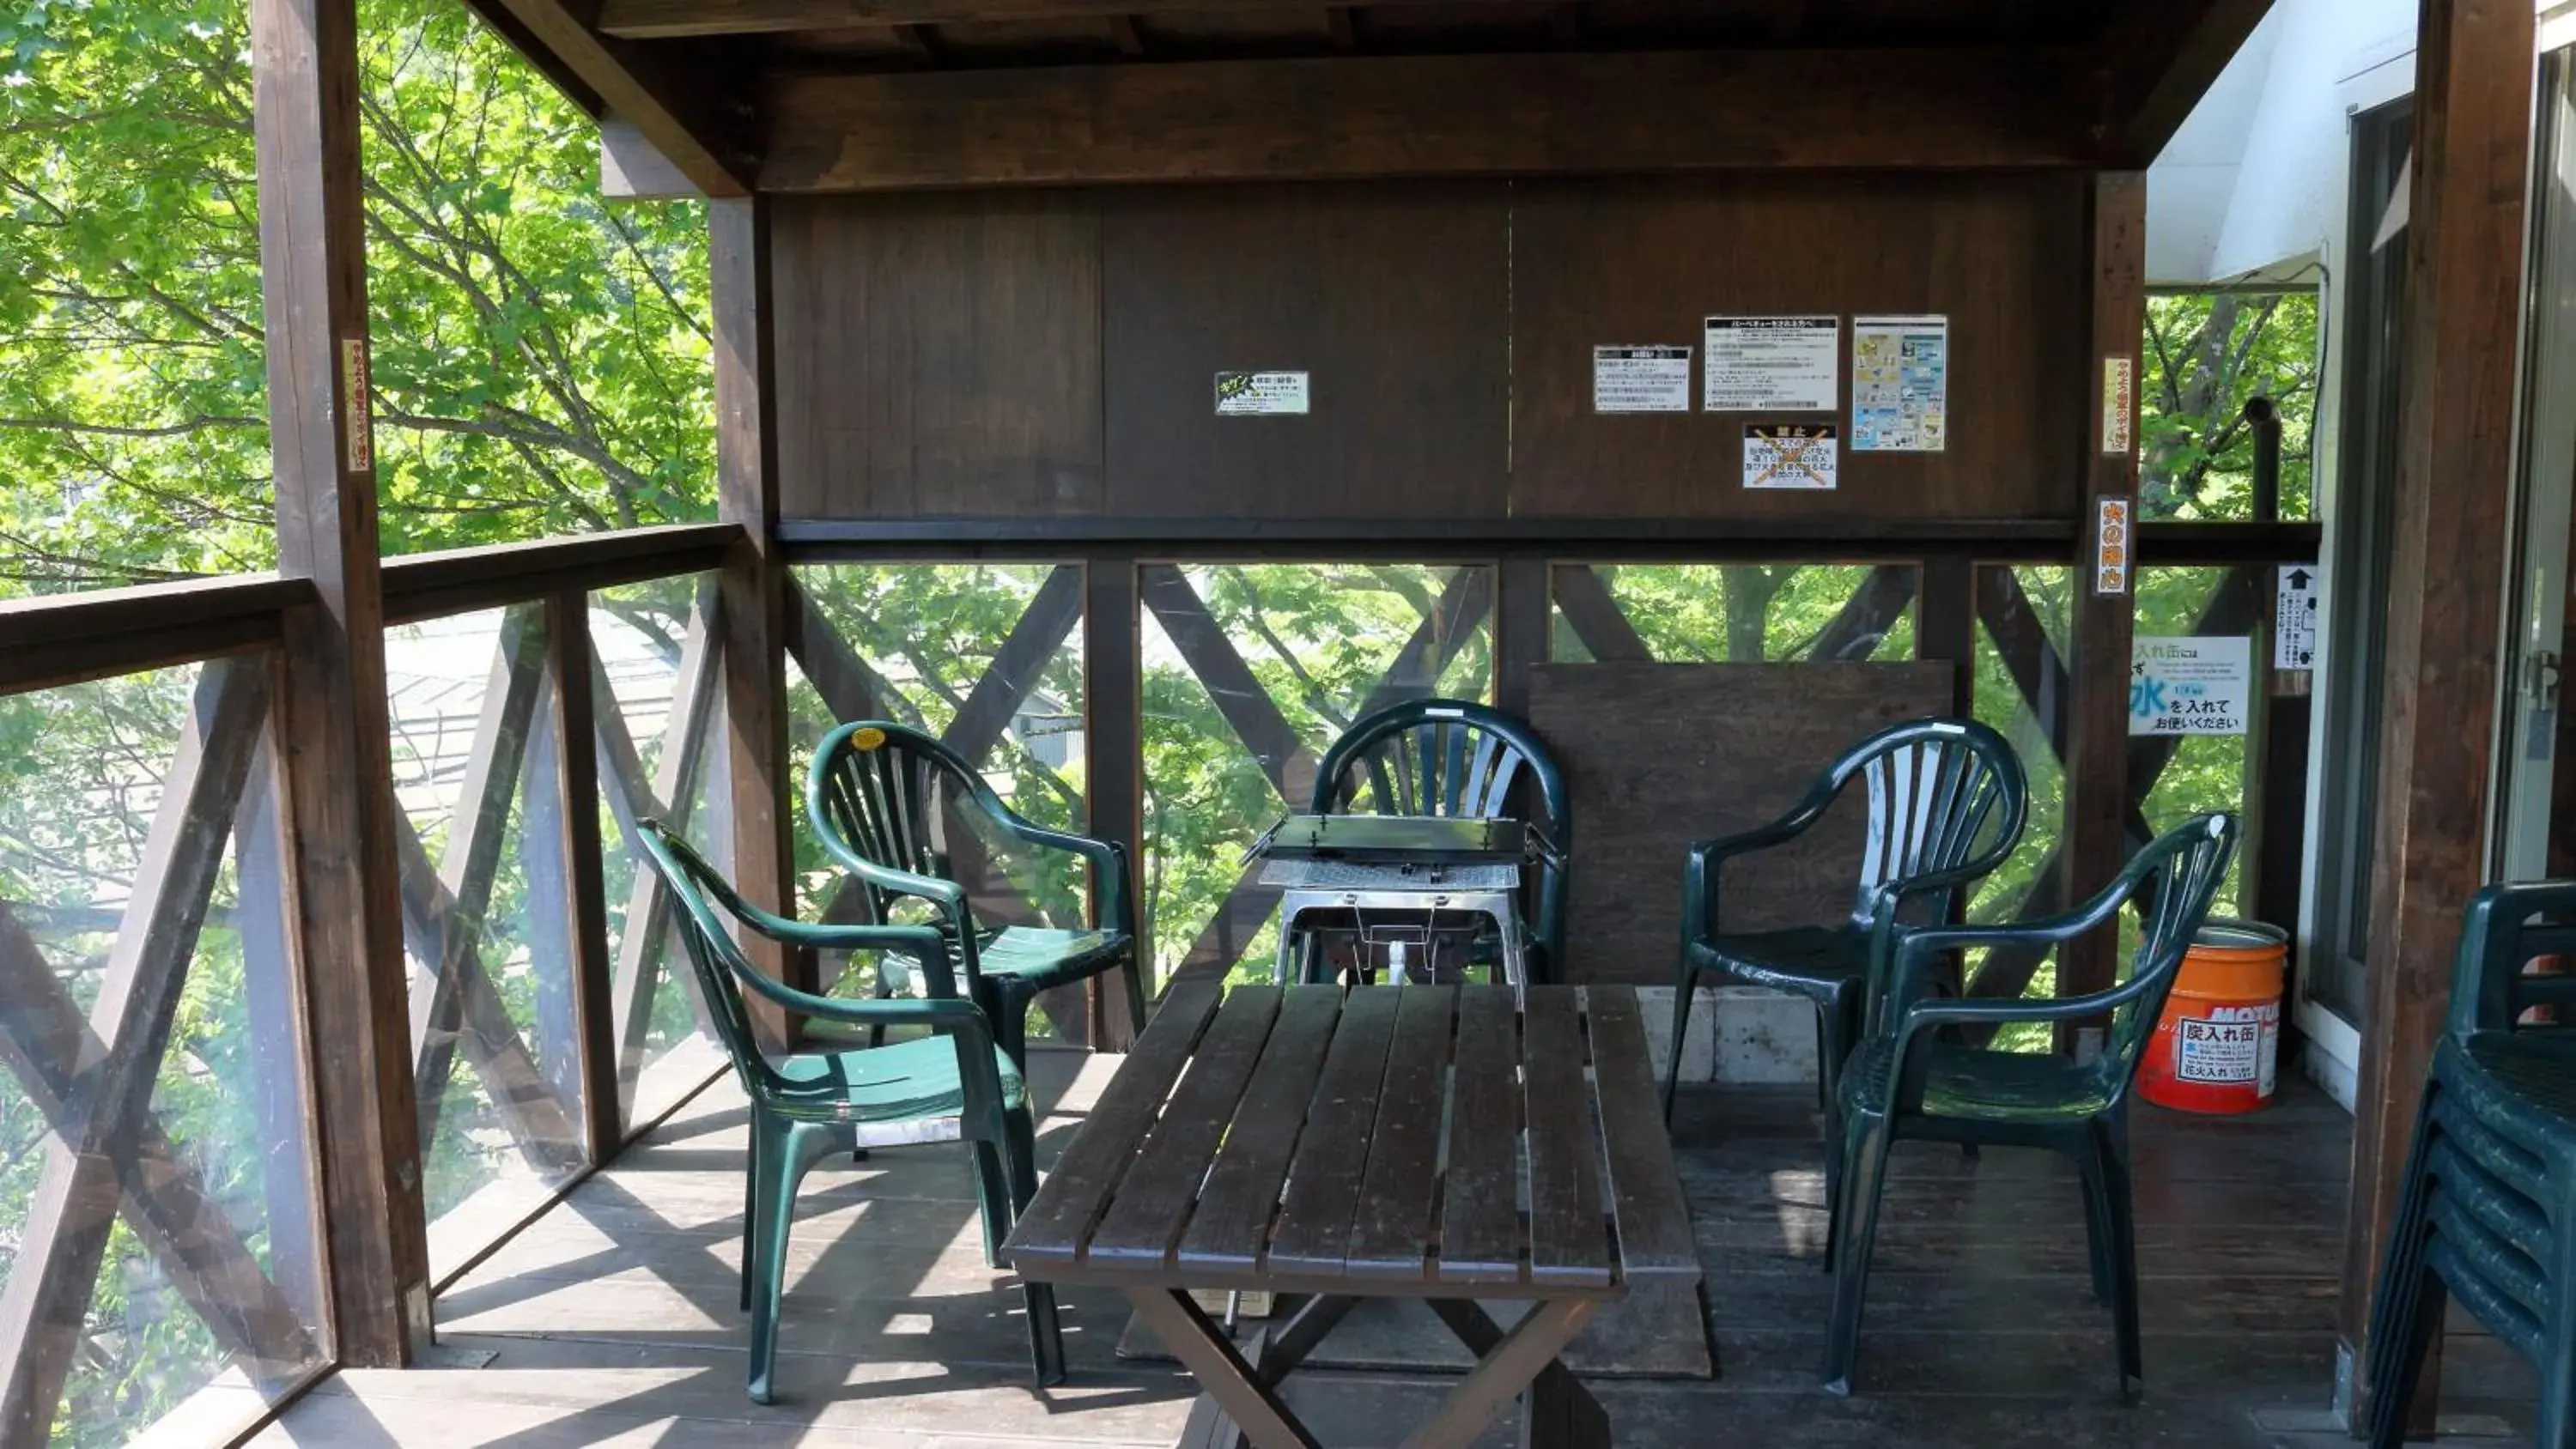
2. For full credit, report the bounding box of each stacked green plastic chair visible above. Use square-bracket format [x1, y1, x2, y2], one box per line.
[807, 719, 1146, 1068]
[633, 822, 1064, 1404]
[1821, 812, 2239, 1400]
[2362, 880, 2576, 1448]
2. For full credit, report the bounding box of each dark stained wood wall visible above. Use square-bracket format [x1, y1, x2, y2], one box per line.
[773, 173, 2092, 526]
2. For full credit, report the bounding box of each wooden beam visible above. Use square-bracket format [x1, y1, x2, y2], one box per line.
[1548, 566, 1654, 664]
[0, 576, 313, 694]
[760, 48, 2095, 191]
[1107, 12, 1145, 55]
[2058, 170, 2145, 1040]
[602, 0, 1538, 38]
[379, 523, 738, 624]
[477, 0, 754, 196]
[1493, 553, 1549, 720]
[251, 0, 430, 1367]
[1807, 563, 1919, 664]
[710, 196, 804, 1040]
[2093, 0, 2275, 167]
[2341, 0, 2535, 1426]
[1084, 553, 1145, 1043]
[542, 591, 622, 1162]
[600, 114, 706, 200]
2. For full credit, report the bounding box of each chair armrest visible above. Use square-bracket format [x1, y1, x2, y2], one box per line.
[685, 862, 971, 1001]
[1683, 774, 1843, 940]
[946, 780, 1134, 937]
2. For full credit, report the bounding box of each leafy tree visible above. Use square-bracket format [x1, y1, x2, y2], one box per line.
[2141, 291, 2320, 521]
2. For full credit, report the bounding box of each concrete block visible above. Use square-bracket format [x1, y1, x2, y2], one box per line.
[1630, 985, 1818, 1085]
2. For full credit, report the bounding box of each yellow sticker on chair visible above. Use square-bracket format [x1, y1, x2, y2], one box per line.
[853, 726, 887, 750]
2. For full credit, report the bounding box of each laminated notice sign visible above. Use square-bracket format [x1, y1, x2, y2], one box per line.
[2275, 565, 2321, 669]
[1743, 425, 1838, 489]
[1593, 345, 1692, 414]
[1704, 317, 1838, 412]
[2130, 636, 2252, 737]
[2102, 355, 2136, 456]
[1215, 371, 1309, 416]
[1851, 315, 1947, 452]
[2094, 496, 2133, 596]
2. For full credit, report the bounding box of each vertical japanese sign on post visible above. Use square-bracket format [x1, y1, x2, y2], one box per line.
[2101, 355, 2136, 455]
[2275, 565, 2321, 669]
[2093, 495, 2133, 596]
[340, 336, 374, 475]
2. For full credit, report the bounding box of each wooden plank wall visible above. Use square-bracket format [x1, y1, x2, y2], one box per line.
[770, 173, 2092, 527]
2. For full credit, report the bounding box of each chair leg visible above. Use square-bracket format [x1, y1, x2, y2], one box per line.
[989, 983, 1032, 1073]
[2074, 1138, 2114, 1307]
[747, 1122, 814, 1405]
[2364, 1100, 2442, 1410]
[2366, 1265, 2446, 1449]
[971, 1137, 1016, 1269]
[1821, 1117, 1894, 1396]
[1024, 1280, 1067, 1387]
[1121, 953, 1150, 1039]
[1004, 1105, 1042, 1212]
[2095, 1120, 2144, 1401]
[1664, 967, 1699, 1124]
[740, 1118, 768, 1314]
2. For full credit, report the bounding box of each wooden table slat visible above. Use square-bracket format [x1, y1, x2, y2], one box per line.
[1176, 985, 1346, 1275]
[1521, 988, 1613, 1288]
[1005, 979, 1226, 1267]
[1087, 987, 1286, 1270]
[1581, 985, 1702, 1282]
[1343, 985, 1459, 1279]
[1264, 985, 1403, 1275]
[1435, 985, 1523, 1283]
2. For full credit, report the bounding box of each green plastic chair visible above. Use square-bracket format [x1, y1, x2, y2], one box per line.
[1664, 718, 2028, 1126]
[632, 822, 1065, 1404]
[2362, 879, 2576, 1449]
[1820, 811, 2239, 1400]
[807, 720, 1146, 1067]
[1308, 697, 1571, 983]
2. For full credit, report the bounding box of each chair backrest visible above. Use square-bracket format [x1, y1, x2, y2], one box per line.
[1310, 698, 1572, 966]
[2449, 879, 2576, 1038]
[1820, 718, 2026, 925]
[630, 821, 797, 1105]
[810, 721, 976, 924]
[2095, 814, 2243, 1084]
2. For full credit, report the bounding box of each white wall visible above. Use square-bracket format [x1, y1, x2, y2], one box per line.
[2147, 0, 2419, 287]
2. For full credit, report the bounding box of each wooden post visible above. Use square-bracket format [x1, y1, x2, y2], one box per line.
[250, 0, 431, 1368]
[544, 591, 623, 1162]
[1084, 551, 1146, 1047]
[1917, 551, 1977, 718]
[2339, 0, 2536, 1426]
[2060, 171, 2146, 1041]
[1494, 551, 1551, 718]
[709, 196, 803, 1040]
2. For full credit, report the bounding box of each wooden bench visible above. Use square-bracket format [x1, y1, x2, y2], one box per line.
[1005, 981, 1698, 1449]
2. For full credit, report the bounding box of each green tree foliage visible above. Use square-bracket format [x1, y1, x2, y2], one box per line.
[0, 0, 711, 591]
[2141, 291, 2321, 521]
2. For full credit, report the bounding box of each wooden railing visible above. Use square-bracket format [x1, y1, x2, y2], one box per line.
[0, 524, 738, 1447]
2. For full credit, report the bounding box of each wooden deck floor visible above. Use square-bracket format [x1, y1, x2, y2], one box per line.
[257, 1049, 2540, 1448]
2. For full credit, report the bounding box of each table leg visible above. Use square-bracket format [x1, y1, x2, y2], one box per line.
[1260, 1294, 1357, 1385]
[1403, 1299, 1602, 1449]
[1125, 1289, 1321, 1449]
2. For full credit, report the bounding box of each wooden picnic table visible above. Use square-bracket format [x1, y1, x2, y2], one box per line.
[1003, 980, 1699, 1449]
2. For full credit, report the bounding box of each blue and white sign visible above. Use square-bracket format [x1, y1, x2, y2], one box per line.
[2129, 636, 2251, 737]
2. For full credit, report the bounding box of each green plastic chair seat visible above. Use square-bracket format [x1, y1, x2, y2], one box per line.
[1838, 1036, 2116, 1125]
[2457, 1030, 2576, 1143]
[974, 925, 1131, 992]
[1690, 927, 1870, 997]
[766, 1035, 1030, 1125]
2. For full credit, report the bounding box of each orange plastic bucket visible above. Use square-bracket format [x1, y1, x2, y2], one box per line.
[2139, 920, 2286, 1114]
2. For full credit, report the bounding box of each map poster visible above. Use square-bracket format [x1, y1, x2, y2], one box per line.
[1851, 315, 1948, 452]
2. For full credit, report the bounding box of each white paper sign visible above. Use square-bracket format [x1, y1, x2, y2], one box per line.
[1593, 345, 1692, 414]
[1743, 425, 1838, 489]
[2275, 564, 2321, 670]
[1703, 317, 1838, 412]
[2130, 636, 2252, 737]
[1851, 315, 1948, 452]
[1215, 371, 1309, 416]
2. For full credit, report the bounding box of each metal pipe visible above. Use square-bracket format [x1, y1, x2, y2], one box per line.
[2245, 395, 2283, 520]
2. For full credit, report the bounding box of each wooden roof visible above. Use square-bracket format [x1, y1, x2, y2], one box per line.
[465, 0, 2272, 198]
